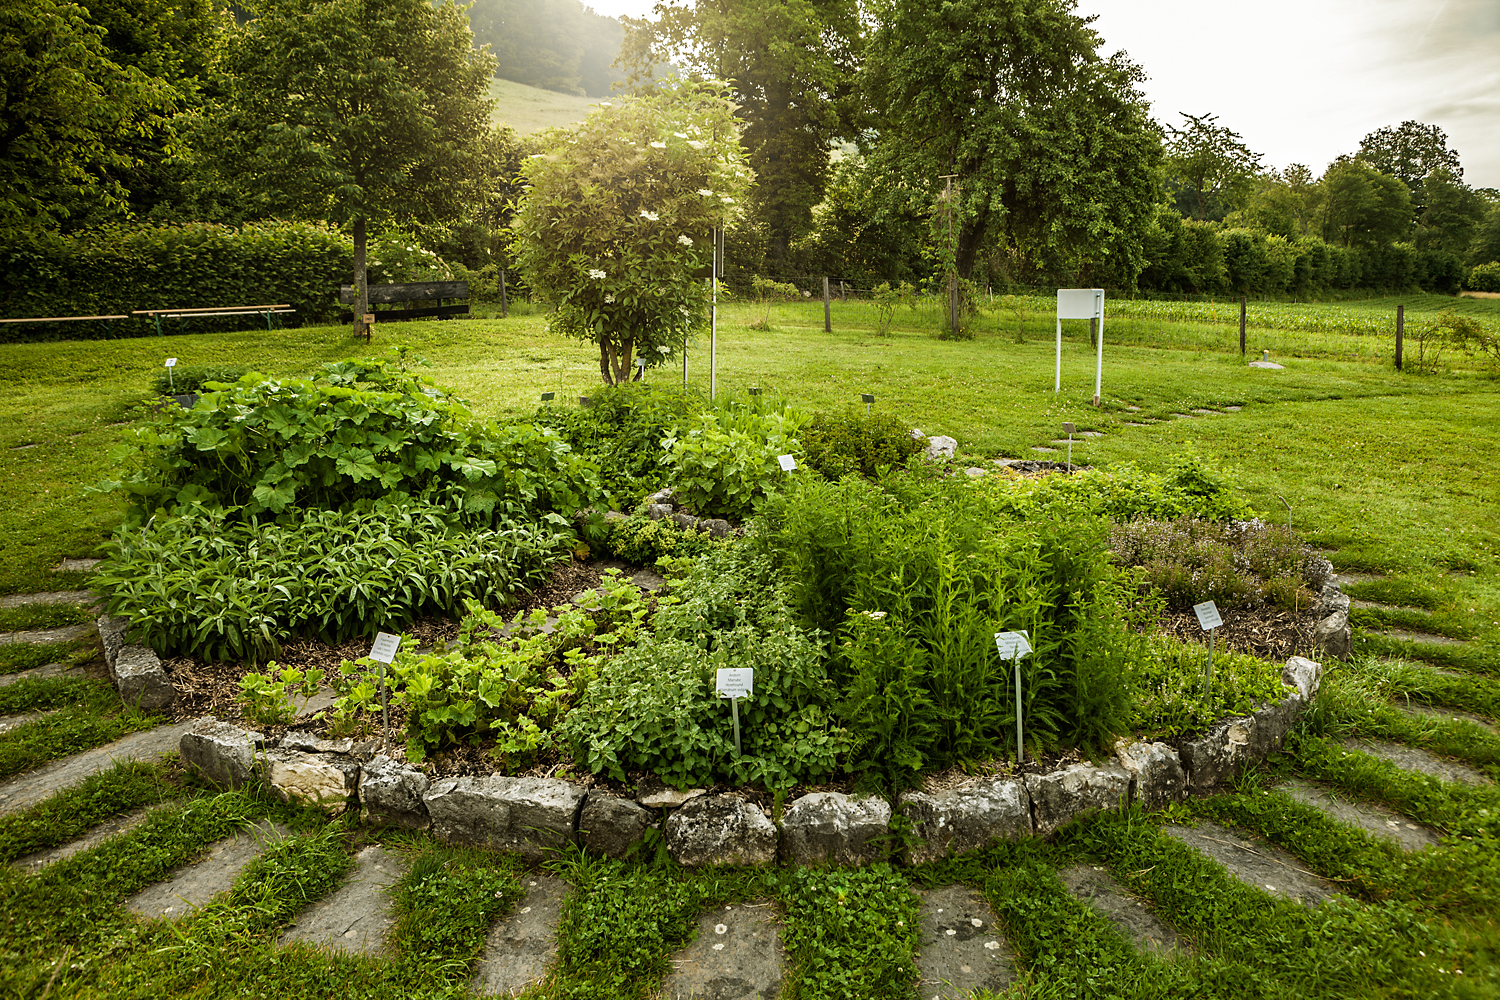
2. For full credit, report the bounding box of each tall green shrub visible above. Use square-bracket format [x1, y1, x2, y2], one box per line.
[0, 221, 353, 339]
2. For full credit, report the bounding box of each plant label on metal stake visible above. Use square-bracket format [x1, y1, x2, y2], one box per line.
[994, 631, 1032, 764]
[540, 391, 554, 408]
[368, 631, 401, 752]
[165, 357, 177, 391]
[749, 387, 761, 396]
[861, 392, 875, 416]
[778, 454, 796, 472]
[1192, 600, 1222, 698]
[716, 667, 753, 756]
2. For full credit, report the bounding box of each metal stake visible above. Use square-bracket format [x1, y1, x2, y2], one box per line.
[730, 696, 741, 757]
[380, 661, 390, 753]
[1206, 630, 1214, 702]
[1015, 656, 1024, 764]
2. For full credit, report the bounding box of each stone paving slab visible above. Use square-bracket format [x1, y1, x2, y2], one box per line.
[0, 719, 199, 816]
[0, 624, 95, 646]
[0, 662, 94, 689]
[914, 884, 1014, 1000]
[1340, 738, 1492, 786]
[1393, 700, 1496, 733]
[279, 845, 405, 956]
[472, 874, 569, 996]
[55, 558, 101, 573]
[1058, 865, 1186, 955]
[1275, 779, 1440, 852]
[660, 901, 784, 1000]
[13, 804, 167, 874]
[0, 591, 96, 609]
[0, 711, 53, 735]
[1372, 628, 1468, 648]
[1163, 821, 1338, 908]
[125, 819, 288, 920]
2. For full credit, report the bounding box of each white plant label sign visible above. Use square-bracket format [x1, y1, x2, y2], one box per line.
[993, 631, 1033, 660]
[778, 454, 796, 472]
[165, 357, 177, 367]
[716, 667, 753, 699]
[1193, 600, 1223, 631]
[369, 632, 402, 663]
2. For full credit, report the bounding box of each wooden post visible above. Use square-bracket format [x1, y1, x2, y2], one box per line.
[499, 270, 509, 319]
[1395, 304, 1404, 370]
[823, 277, 831, 332]
[1239, 296, 1247, 356]
[948, 273, 959, 335]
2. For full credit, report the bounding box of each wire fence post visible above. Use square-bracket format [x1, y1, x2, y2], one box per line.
[1239, 295, 1246, 356]
[499, 269, 508, 319]
[823, 277, 831, 332]
[1395, 304, 1404, 370]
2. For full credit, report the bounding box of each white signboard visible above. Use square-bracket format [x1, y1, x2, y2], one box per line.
[993, 631, 1032, 660]
[778, 454, 796, 472]
[716, 667, 753, 699]
[1192, 601, 1223, 631]
[165, 357, 177, 367]
[1056, 289, 1103, 320]
[368, 631, 402, 663]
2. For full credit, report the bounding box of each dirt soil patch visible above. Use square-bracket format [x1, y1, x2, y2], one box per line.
[1153, 605, 1320, 662]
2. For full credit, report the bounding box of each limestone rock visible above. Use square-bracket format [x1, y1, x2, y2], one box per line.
[179, 717, 264, 788]
[424, 775, 585, 857]
[279, 730, 353, 755]
[645, 488, 675, 506]
[925, 435, 958, 460]
[1313, 584, 1351, 659]
[646, 504, 674, 521]
[698, 518, 732, 538]
[1179, 717, 1257, 792]
[899, 778, 1031, 864]
[262, 749, 359, 812]
[1281, 656, 1323, 703]
[782, 792, 891, 866]
[964, 467, 988, 477]
[98, 615, 175, 709]
[637, 784, 706, 809]
[664, 793, 777, 867]
[579, 791, 653, 858]
[1025, 762, 1131, 836]
[360, 754, 431, 830]
[603, 510, 628, 524]
[1113, 740, 1187, 811]
[671, 512, 699, 531]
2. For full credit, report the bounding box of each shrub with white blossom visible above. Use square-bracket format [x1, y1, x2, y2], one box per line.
[513, 81, 752, 384]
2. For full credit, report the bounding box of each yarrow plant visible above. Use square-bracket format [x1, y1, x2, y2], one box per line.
[514, 79, 753, 384]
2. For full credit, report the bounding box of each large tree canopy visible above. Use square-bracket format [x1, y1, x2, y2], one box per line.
[620, 0, 861, 264]
[1320, 159, 1412, 250]
[1163, 112, 1262, 223]
[859, 0, 1162, 284]
[213, 0, 499, 334]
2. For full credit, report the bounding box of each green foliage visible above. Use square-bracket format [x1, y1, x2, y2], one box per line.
[0, 602, 90, 633]
[541, 381, 702, 502]
[238, 662, 324, 726]
[394, 848, 524, 963]
[0, 760, 177, 864]
[102, 358, 600, 526]
[92, 501, 571, 661]
[562, 549, 851, 791]
[0, 639, 92, 676]
[988, 453, 1256, 523]
[1466, 260, 1500, 293]
[470, 0, 625, 97]
[1433, 307, 1500, 375]
[754, 470, 1139, 785]
[748, 275, 802, 329]
[0, 222, 354, 339]
[797, 410, 925, 480]
[0, 677, 163, 779]
[1164, 112, 1263, 222]
[513, 81, 752, 384]
[777, 865, 919, 1000]
[1128, 635, 1291, 738]
[1110, 517, 1330, 611]
[662, 408, 802, 521]
[149, 363, 251, 395]
[871, 280, 916, 335]
[605, 509, 715, 565]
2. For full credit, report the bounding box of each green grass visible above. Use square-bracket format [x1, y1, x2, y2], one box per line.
[0, 601, 91, 633]
[0, 759, 182, 863]
[488, 76, 599, 134]
[0, 677, 165, 779]
[0, 637, 93, 674]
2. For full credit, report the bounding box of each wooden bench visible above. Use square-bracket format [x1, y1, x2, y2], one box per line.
[337, 281, 470, 324]
[132, 304, 295, 336]
[0, 314, 129, 334]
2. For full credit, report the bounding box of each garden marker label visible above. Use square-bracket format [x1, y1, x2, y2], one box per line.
[778, 454, 796, 472]
[368, 632, 402, 663]
[1192, 601, 1223, 630]
[716, 668, 753, 757]
[994, 631, 1032, 764]
[165, 358, 177, 367]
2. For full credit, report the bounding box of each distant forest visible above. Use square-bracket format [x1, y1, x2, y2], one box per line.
[469, 0, 626, 97]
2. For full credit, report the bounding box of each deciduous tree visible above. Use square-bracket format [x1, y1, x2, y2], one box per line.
[1320, 159, 1412, 249]
[213, 0, 498, 336]
[1164, 112, 1262, 222]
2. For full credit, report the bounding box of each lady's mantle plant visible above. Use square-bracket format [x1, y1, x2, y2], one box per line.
[513, 80, 752, 384]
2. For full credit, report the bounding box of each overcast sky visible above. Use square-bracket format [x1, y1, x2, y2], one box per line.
[583, 0, 1500, 189]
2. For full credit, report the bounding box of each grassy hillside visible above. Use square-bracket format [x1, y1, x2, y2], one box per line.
[488, 77, 598, 134]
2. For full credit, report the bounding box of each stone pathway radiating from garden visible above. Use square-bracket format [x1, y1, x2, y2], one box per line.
[0, 719, 199, 815]
[660, 901, 785, 1000]
[279, 845, 407, 956]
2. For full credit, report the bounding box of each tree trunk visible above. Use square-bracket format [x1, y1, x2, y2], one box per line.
[353, 217, 368, 340]
[955, 202, 992, 279]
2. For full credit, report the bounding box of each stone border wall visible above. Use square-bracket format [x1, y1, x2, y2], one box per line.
[98, 615, 175, 710]
[179, 656, 1323, 868]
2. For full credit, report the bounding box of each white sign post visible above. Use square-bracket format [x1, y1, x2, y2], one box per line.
[1192, 600, 1223, 697]
[777, 454, 797, 472]
[368, 631, 402, 750]
[715, 667, 753, 756]
[165, 357, 177, 392]
[1055, 289, 1105, 406]
[994, 631, 1033, 764]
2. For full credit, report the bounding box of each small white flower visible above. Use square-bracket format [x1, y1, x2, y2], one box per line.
[528, 152, 545, 158]
[698, 189, 714, 196]
[678, 235, 693, 246]
[679, 306, 690, 316]
[598, 101, 612, 107]
[720, 196, 735, 204]
[639, 209, 659, 221]
[863, 610, 887, 620]
[588, 268, 607, 280]
[650, 141, 666, 149]
[604, 293, 615, 304]
[715, 924, 727, 935]
[657, 344, 671, 353]
[673, 131, 688, 138]
[688, 140, 706, 149]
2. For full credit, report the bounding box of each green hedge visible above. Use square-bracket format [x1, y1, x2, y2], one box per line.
[0, 221, 352, 341]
